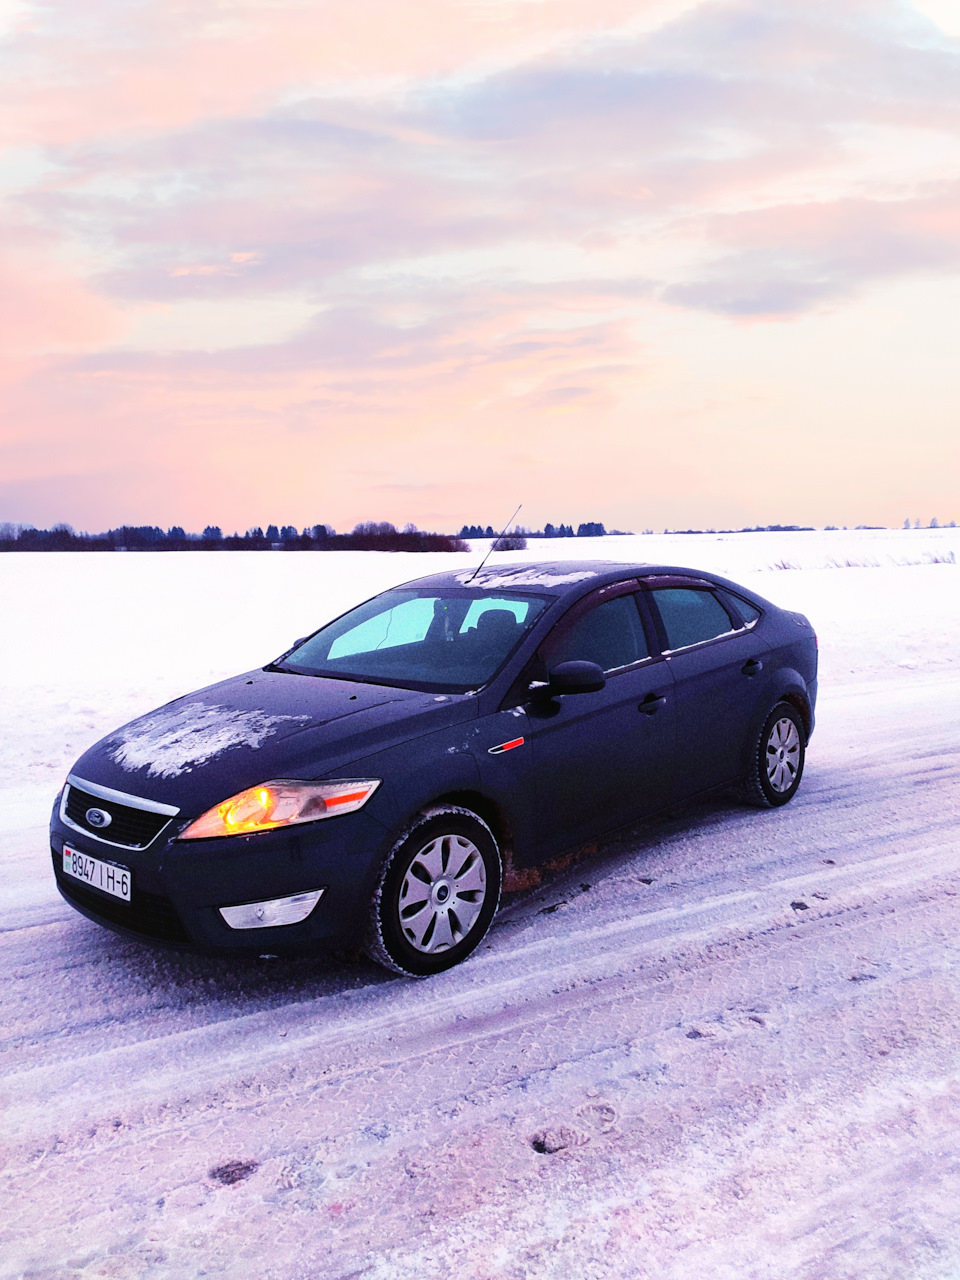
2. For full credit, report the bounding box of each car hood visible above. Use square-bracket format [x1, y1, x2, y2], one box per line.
[68, 668, 478, 816]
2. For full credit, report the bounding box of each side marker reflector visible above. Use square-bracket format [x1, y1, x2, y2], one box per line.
[488, 737, 525, 755]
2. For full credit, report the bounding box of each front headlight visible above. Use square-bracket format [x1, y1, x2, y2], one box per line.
[178, 778, 381, 840]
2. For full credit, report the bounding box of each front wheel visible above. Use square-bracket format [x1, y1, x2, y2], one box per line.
[364, 807, 502, 976]
[743, 702, 806, 808]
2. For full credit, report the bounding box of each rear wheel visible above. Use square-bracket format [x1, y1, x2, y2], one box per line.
[365, 807, 502, 976]
[743, 702, 806, 808]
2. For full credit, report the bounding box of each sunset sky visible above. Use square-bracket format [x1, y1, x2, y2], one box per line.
[1, 0, 958, 535]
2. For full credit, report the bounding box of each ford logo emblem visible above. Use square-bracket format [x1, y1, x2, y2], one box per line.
[85, 807, 112, 829]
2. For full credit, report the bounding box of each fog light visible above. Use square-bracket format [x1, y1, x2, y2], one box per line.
[219, 888, 325, 930]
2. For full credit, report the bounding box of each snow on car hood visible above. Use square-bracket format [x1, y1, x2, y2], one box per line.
[106, 702, 312, 780]
[70, 668, 477, 814]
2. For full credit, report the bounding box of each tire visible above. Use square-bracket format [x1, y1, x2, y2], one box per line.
[743, 702, 806, 808]
[364, 807, 502, 977]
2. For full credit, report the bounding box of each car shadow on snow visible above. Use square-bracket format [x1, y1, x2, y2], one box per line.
[61, 914, 395, 1014]
[491, 783, 818, 935]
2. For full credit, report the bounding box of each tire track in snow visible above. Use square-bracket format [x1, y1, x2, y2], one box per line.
[3, 833, 959, 1151]
[6, 861, 960, 1280]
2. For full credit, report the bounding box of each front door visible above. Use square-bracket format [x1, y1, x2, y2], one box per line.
[522, 588, 675, 857]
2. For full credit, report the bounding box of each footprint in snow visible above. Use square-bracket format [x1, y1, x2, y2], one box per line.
[577, 1102, 618, 1133]
[530, 1127, 588, 1155]
[209, 1159, 258, 1186]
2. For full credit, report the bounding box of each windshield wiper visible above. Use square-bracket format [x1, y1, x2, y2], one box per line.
[266, 663, 374, 684]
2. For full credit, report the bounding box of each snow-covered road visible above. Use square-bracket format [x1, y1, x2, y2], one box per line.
[4, 682, 960, 1277]
[2, 534, 960, 1279]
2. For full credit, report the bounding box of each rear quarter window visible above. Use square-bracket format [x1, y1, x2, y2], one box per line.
[717, 590, 762, 627]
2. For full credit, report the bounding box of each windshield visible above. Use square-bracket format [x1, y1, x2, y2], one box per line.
[278, 588, 550, 692]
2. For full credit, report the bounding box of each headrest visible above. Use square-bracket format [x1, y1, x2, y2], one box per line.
[474, 609, 520, 640]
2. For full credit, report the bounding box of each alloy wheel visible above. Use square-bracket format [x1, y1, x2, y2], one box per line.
[398, 833, 487, 953]
[765, 716, 801, 793]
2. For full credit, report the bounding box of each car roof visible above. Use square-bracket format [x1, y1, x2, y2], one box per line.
[394, 560, 742, 603]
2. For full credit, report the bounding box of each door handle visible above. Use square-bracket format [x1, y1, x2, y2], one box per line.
[741, 658, 763, 676]
[639, 693, 667, 715]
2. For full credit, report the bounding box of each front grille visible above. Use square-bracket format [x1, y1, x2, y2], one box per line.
[64, 784, 171, 849]
[54, 855, 189, 943]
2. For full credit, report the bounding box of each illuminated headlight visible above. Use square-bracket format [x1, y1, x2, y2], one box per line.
[219, 889, 325, 930]
[178, 779, 381, 840]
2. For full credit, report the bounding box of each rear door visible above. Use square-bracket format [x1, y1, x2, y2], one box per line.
[641, 576, 770, 801]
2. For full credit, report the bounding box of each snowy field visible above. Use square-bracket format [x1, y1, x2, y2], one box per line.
[2, 528, 960, 1279]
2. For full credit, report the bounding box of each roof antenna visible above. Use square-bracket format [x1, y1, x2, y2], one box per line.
[464, 503, 522, 583]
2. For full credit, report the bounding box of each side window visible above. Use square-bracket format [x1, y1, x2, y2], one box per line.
[547, 594, 649, 673]
[650, 588, 735, 651]
[723, 593, 761, 627]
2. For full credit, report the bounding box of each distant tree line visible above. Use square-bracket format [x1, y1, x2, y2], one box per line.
[459, 521, 618, 539]
[8, 517, 947, 553]
[0, 521, 468, 553]
[659, 524, 817, 535]
[660, 521, 953, 534]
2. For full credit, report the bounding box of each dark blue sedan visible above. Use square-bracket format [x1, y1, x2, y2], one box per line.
[51, 562, 817, 975]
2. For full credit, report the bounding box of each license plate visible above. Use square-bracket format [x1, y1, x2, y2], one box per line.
[62, 846, 131, 901]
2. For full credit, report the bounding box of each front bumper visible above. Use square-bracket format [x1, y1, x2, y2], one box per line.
[50, 798, 391, 955]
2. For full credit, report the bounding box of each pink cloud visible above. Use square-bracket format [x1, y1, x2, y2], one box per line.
[663, 184, 960, 315]
[0, 0, 692, 147]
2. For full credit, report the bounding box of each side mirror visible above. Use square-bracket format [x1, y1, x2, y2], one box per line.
[547, 660, 606, 695]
